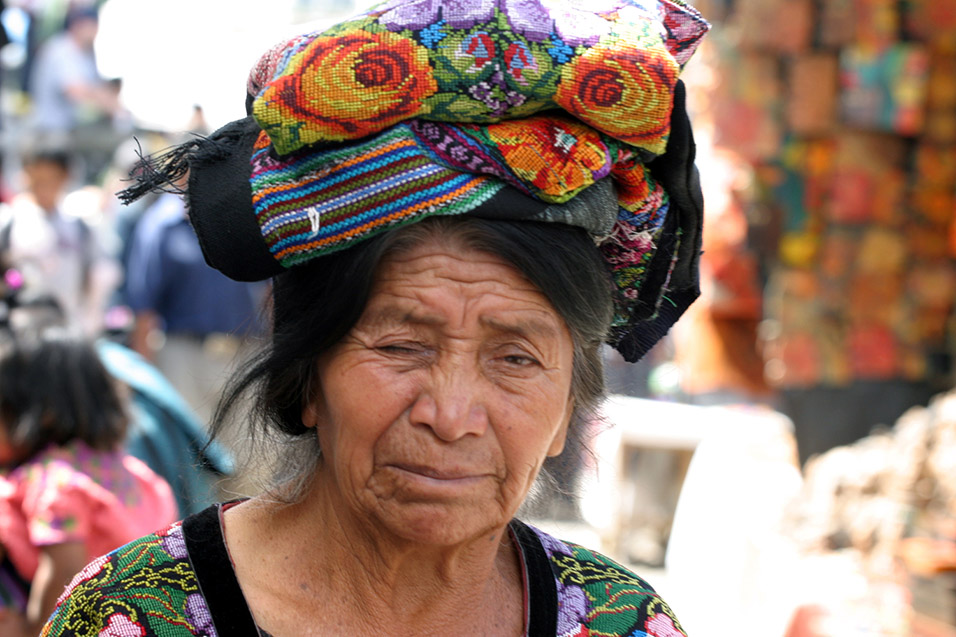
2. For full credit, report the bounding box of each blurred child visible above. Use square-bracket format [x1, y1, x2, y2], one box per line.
[0, 327, 176, 635]
[0, 147, 119, 336]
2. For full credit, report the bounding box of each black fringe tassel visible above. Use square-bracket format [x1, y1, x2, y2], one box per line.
[117, 123, 251, 206]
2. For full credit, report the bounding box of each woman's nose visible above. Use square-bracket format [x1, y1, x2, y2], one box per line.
[408, 362, 489, 441]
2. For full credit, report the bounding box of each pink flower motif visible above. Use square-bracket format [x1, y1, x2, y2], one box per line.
[603, 224, 655, 267]
[504, 41, 537, 83]
[461, 33, 496, 71]
[646, 612, 684, 637]
[99, 614, 146, 637]
[661, 0, 711, 66]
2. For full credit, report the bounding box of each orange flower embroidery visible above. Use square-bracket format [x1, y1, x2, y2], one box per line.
[555, 41, 678, 154]
[254, 30, 439, 154]
[486, 115, 610, 202]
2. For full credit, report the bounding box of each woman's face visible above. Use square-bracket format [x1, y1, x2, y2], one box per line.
[304, 236, 575, 546]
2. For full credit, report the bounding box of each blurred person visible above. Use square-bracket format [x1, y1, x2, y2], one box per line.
[8, 0, 90, 96]
[125, 182, 266, 427]
[0, 0, 9, 128]
[98, 135, 166, 310]
[3, 287, 235, 517]
[8, 0, 49, 96]
[0, 147, 119, 335]
[0, 327, 176, 636]
[28, 5, 119, 134]
[27, 4, 128, 181]
[107, 131, 203, 313]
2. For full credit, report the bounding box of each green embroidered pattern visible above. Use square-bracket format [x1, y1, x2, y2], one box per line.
[534, 527, 687, 636]
[42, 522, 214, 637]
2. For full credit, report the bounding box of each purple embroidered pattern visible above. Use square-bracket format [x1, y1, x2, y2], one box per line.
[531, 526, 689, 637]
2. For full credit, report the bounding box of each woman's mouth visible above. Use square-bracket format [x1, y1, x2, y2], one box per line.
[385, 463, 492, 489]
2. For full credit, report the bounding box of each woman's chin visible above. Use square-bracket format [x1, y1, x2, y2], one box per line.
[348, 467, 514, 546]
[369, 500, 509, 547]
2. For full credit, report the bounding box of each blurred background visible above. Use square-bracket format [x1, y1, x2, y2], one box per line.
[0, 0, 954, 635]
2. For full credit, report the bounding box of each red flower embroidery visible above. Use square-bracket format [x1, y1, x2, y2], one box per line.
[254, 30, 439, 153]
[486, 115, 610, 201]
[555, 42, 678, 153]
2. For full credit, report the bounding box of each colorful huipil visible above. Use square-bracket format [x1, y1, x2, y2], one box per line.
[42, 504, 686, 637]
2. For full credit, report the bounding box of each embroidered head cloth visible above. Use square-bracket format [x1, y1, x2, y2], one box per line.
[121, 0, 709, 362]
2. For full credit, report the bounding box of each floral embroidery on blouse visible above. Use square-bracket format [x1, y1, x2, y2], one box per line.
[533, 527, 687, 637]
[42, 514, 685, 637]
[41, 522, 216, 637]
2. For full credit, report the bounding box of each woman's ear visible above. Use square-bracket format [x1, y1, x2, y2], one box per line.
[546, 397, 574, 457]
[301, 400, 318, 428]
[301, 363, 323, 428]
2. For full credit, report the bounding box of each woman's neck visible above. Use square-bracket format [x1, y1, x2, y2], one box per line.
[222, 487, 525, 636]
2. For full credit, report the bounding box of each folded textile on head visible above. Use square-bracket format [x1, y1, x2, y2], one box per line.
[250, 0, 708, 155]
[121, 0, 709, 362]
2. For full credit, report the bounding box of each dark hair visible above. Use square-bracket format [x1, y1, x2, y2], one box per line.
[64, 6, 99, 29]
[214, 217, 614, 497]
[21, 148, 72, 173]
[0, 329, 128, 465]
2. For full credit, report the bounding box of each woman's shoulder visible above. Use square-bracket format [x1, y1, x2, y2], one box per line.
[515, 520, 687, 637]
[41, 519, 213, 637]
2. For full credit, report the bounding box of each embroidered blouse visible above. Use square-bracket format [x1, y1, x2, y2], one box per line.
[41, 504, 686, 636]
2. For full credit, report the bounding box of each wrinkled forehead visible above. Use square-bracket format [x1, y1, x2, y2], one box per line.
[373, 235, 549, 301]
[359, 302, 568, 346]
[372, 222, 536, 287]
[364, 236, 568, 336]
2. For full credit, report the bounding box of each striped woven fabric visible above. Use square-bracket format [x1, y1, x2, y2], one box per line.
[250, 124, 505, 267]
[250, 116, 669, 288]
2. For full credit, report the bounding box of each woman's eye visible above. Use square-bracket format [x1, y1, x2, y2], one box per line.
[378, 343, 423, 355]
[502, 354, 540, 367]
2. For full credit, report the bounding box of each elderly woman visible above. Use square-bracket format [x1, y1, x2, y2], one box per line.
[42, 1, 708, 635]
